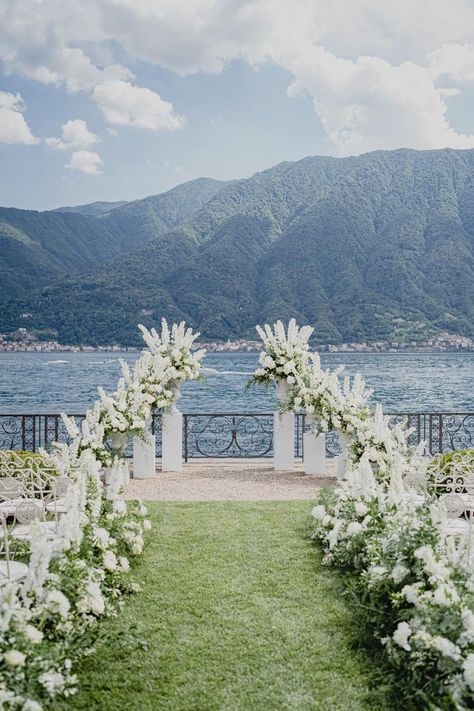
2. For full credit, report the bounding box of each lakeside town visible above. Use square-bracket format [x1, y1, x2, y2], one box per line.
[1, 327, 473, 354]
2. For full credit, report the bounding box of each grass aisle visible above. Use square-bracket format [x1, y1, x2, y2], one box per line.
[62, 501, 393, 710]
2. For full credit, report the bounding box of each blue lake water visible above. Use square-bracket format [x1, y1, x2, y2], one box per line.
[0, 351, 473, 414]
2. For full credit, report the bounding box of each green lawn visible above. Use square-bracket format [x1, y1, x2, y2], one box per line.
[60, 501, 394, 710]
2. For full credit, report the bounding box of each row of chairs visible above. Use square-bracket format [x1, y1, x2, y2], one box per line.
[0, 461, 72, 585]
[403, 457, 474, 554]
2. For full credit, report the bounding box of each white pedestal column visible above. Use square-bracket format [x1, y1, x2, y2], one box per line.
[162, 409, 183, 472]
[303, 415, 326, 475]
[336, 432, 351, 479]
[133, 429, 156, 479]
[273, 380, 294, 471]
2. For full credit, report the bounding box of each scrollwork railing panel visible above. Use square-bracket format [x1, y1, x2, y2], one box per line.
[184, 414, 273, 459]
[1, 412, 473, 460]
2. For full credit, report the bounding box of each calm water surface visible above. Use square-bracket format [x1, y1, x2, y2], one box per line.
[0, 351, 472, 414]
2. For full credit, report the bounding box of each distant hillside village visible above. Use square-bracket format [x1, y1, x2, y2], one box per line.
[1, 328, 472, 353]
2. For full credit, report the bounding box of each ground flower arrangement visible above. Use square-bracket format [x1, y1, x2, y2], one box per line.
[250, 318, 474, 709]
[0, 320, 203, 709]
[306, 379, 474, 709]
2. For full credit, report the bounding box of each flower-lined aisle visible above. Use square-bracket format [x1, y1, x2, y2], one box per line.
[0, 320, 204, 710]
[250, 318, 474, 709]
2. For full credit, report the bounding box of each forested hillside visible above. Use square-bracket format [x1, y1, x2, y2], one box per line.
[1, 149, 473, 345]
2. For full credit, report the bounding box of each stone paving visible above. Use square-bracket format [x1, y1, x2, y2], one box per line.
[124, 458, 337, 501]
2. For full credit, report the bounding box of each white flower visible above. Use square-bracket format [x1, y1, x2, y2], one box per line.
[346, 521, 363, 537]
[432, 636, 461, 661]
[93, 526, 111, 550]
[283, 360, 296, 375]
[264, 356, 276, 370]
[46, 589, 71, 618]
[143, 519, 152, 531]
[103, 550, 118, 571]
[139, 505, 148, 517]
[462, 609, 474, 641]
[391, 564, 409, 585]
[39, 671, 66, 694]
[368, 565, 388, 582]
[312, 505, 326, 521]
[4, 649, 26, 667]
[433, 584, 459, 607]
[113, 499, 127, 515]
[463, 653, 474, 690]
[78, 582, 105, 616]
[22, 700, 43, 711]
[119, 556, 130, 572]
[393, 621, 411, 651]
[25, 624, 43, 644]
[401, 584, 420, 606]
[354, 501, 368, 517]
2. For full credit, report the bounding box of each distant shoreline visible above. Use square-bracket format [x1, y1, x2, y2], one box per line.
[0, 347, 472, 355]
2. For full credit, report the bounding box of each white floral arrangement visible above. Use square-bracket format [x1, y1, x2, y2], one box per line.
[311, 402, 474, 708]
[0, 317, 205, 709]
[284, 354, 373, 432]
[0, 449, 150, 710]
[138, 319, 206, 388]
[249, 318, 314, 391]
[60, 320, 205, 463]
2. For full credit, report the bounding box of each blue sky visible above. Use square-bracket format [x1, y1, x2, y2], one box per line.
[0, 62, 329, 210]
[1, 1, 474, 211]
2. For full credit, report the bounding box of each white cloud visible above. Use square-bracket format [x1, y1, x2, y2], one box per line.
[65, 150, 103, 174]
[429, 43, 474, 83]
[46, 119, 100, 150]
[92, 80, 184, 130]
[0, 90, 38, 144]
[283, 47, 474, 155]
[2, 1, 474, 152]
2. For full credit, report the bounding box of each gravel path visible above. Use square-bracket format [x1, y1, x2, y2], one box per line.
[124, 459, 337, 501]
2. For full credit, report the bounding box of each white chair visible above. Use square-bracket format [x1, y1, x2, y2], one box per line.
[0, 513, 28, 585]
[10, 500, 56, 541]
[45, 477, 72, 519]
[0, 477, 32, 517]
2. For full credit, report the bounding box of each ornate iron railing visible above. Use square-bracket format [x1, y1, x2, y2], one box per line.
[1, 412, 473, 460]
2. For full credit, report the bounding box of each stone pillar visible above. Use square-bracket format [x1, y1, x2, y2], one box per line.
[303, 414, 326, 475]
[162, 388, 183, 472]
[133, 419, 156, 479]
[336, 431, 351, 479]
[162, 410, 183, 471]
[273, 380, 294, 471]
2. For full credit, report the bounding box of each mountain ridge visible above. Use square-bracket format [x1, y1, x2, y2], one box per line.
[1, 148, 473, 345]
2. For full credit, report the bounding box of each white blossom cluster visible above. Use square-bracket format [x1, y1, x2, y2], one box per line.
[250, 318, 314, 390]
[0, 449, 150, 709]
[286, 355, 373, 434]
[59, 320, 205, 463]
[312, 419, 474, 707]
[138, 319, 206, 386]
[0, 321, 207, 707]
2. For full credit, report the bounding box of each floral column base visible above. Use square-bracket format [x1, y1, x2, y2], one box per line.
[303, 415, 326, 475]
[273, 380, 294, 471]
[336, 432, 351, 479]
[133, 431, 156, 478]
[162, 409, 183, 472]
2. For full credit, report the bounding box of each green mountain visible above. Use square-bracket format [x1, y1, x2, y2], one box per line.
[0, 177, 227, 303]
[1, 149, 473, 345]
[53, 201, 128, 216]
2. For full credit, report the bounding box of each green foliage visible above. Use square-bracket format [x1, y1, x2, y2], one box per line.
[1, 149, 474, 345]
